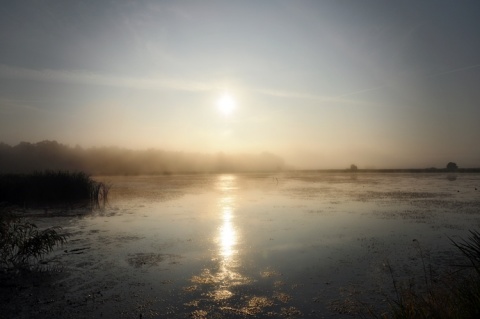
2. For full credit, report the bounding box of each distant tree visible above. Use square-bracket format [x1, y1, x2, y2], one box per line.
[446, 162, 458, 171]
[350, 164, 358, 171]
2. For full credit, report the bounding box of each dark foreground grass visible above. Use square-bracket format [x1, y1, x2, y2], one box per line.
[369, 231, 480, 319]
[0, 205, 68, 271]
[0, 171, 109, 271]
[0, 170, 110, 208]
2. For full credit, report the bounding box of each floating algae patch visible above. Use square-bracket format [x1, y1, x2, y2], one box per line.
[233, 296, 275, 315]
[183, 285, 198, 292]
[219, 298, 275, 317]
[260, 269, 282, 278]
[126, 253, 166, 268]
[371, 209, 435, 222]
[248, 296, 274, 308]
[280, 306, 303, 317]
[184, 300, 200, 307]
[114, 234, 144, 242]
[282, 186, 339, 200]
[356, 191, 448, 202]
[190, 309, 208, 319]
[208, 289, 234, 300]
[274, 292, 292, 303]
[191, 268, 252, 286]
[191, 269, 218, 285]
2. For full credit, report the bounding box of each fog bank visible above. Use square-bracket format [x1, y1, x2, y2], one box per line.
[0, 141, 286, 175]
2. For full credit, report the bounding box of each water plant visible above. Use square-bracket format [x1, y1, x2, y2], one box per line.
[450, 230, 480, 275]
[0, 170, 110, 208]
[373, 232, 480, 319]
[0, 205, 68, 271]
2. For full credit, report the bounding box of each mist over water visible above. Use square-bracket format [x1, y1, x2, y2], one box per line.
[0, 140, 286, 174]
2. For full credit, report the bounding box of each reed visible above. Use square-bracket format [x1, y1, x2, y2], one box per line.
[0, 170, 110, 208]
[374, 232, 480, 319]
[450, 230, 480, 275]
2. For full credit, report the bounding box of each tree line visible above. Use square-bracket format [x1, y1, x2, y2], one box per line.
[0, 141, 286, 175]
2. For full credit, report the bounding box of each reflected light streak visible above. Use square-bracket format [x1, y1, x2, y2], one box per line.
[219, 196, 235, 209]
[215, 175, 243, 287]
[217, 174, 237, 193]
[189, 174, 248, 299]
[216, 175, 238, 262]
[219, 206, 236, 259]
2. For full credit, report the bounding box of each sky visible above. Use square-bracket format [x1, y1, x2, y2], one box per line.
[1, 0, 480, 169]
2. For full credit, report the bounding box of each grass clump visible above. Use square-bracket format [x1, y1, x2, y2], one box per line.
[451, 230, 480, 275]
[0, 170, 110, 208]
[0, 205, 68, 271]
[376, 232, 480, 319]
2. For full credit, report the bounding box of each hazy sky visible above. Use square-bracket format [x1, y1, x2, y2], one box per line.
[1, 1, 480, 169]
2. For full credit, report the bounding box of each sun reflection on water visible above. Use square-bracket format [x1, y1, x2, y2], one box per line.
[216, 175, 240, 276]
[219, 206, 236, 259]
[189, 175, 250, 302]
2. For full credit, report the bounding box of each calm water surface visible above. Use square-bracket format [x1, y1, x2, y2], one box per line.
[28, 172, 480, 318]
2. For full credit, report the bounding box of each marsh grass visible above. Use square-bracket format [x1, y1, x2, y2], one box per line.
[450, 230, 480, 275]
[0, 171, 110, 271]
[90, 180, 111, 209]
[0, 170, 110, 208]
[371, 232, 480, 319]
[0, 205, 68, 271]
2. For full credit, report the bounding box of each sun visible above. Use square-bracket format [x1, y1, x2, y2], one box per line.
[217, 93, 236, 115]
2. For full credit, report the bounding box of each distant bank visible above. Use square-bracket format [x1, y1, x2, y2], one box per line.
[0, 140, 287, 174]
[297, 168, 480, 173]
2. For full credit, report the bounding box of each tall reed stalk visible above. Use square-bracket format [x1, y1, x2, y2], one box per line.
[0, 170, 110, 208]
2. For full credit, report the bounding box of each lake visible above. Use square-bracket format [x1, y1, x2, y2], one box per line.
[7, 172, 480, 318]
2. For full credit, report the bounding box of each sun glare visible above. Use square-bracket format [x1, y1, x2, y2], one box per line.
[217, 93, 236, 115]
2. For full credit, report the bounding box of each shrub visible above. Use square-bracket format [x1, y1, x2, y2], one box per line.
[0, 205, 68, 271]
[446, 162, 458, 171]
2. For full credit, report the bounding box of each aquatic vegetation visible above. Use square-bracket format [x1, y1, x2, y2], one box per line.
[0, 170, 110, 208]
[373, 232, 480, 319]
[0, 171, 106, 270]
[450, 230, 480, 275]
[0, 205, 68, 271]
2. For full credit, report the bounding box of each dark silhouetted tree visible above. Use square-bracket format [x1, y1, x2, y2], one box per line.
[350, 164, 358, 171]
[446, 162, 458, 171]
